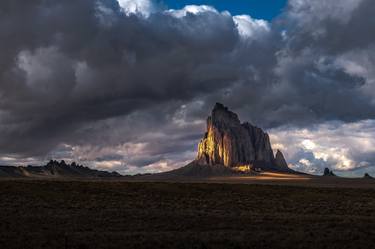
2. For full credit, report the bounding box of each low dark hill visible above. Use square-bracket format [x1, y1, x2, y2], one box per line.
[137, 162, 304, 180]
[0, 160, 121, 178]
[155, 162, 239, 178]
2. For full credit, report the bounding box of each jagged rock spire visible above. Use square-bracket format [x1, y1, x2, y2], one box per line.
[323, 168, 336, 176]
[197, 103, 290, 171]
[275, 150, 289, 169]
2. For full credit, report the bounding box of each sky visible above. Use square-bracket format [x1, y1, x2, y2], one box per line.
[162, 0, 287, 20]
[0, 0, 375, 177]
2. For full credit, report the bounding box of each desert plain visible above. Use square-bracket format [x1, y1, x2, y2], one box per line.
[0, 174, 374, 249]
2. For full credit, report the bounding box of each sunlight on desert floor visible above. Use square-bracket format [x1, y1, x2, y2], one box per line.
[211, 172, 312, 181]
[205, 173, 375, 189]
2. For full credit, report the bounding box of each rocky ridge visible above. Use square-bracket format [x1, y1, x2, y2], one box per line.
[0, 160, 121, 178]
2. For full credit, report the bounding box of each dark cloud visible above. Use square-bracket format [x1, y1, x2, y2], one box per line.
[0, 0, 239, 157]
[0, 0, 374, 175]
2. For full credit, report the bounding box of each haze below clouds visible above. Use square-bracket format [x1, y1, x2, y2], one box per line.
[0, 0, 374, 177]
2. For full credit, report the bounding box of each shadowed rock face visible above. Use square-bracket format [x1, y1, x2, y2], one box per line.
[323, 168, 336, 177]
[363, 173, 374, 179]
[197, 103, 289, 171]
[364, 173, 373, 179]
[275, 150, 289, 170]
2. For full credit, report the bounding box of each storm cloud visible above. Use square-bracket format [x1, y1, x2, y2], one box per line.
[0, 0, 374, 175]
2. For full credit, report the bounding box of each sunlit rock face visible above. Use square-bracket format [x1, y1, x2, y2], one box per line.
[197, 103, 289, 171]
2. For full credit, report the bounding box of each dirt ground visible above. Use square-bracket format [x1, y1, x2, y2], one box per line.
[0, 177, 374, 249]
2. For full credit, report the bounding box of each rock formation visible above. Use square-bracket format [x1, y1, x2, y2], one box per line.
[364, 173, 374, 179]
[323, 167, 336, 176]
[196, 103, 290, 172]
[274, 150, 289, 170]
[0, 160, 121, 178]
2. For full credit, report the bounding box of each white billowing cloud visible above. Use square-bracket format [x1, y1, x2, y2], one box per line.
[166, 5, 220, 18]
[270, 119, 375, 176]
[167, 6, 270, 41]
[301, 139, 317, 150]
[233, 15, 270, 39]
[117, 0, 156, 16]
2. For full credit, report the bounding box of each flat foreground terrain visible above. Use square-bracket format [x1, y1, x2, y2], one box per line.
[0, 179, 374, 249]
